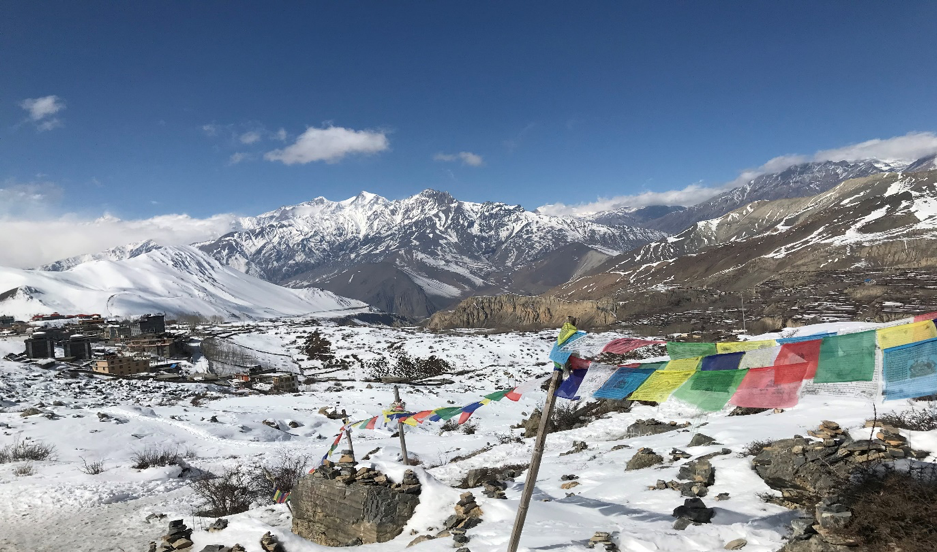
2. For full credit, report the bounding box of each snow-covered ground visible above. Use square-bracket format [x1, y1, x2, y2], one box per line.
[0, 321, 934, 552]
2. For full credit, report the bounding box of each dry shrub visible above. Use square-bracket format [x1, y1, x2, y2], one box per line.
[13, 463, 34, 476]
[131, 445, 189, 469]
[880, 402, 937, 431]
[837, 466, 937, 551]
[364, 352, 451, 382]
[80, 457, 106, 475]
[191, 466, 258, 517]
[0, 438, 56, 463]
[251, 452, 310, 498]
[739, 439, 773, 457]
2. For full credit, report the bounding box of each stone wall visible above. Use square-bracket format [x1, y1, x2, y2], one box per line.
[291, 461, 421, 547]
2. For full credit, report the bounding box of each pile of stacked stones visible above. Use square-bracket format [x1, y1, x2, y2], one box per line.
[259, 532, 285, 552]
[318, 449, 422, 493]
[462, 465, 525, 500]
[407, 491, 482, 551]
[586, 531, 618, 551]
[291, 449, 422, 546]
[751, 420, 929, 552]
[148, 520, 193, 552]
[752, 420, 928, 508]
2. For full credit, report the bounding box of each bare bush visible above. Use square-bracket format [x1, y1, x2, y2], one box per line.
[0, 438, 56, 463]
[79, 457, 106, 475]
[131, 445, 188, 469]
[880, 402, 937, 431]
[835, 466, 937, 551]
[13, 463, 34, 477]
[251, 452, 310, 499]
[191, 465, 259, 517]
[364, 352, 451, 382]
[440, 419, 459, 433]
[302, 330, 334, 363]
[739, 439, 773, 457]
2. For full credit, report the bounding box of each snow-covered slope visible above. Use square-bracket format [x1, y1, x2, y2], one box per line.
[197, 189, 666, 317]
[0, 246, 366, 320]
[38, 239, 165, 271]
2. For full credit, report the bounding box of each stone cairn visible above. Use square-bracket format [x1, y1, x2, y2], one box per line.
[586, 531, 618, 551]
[461, 465, 525, 500]
[291, 448, 422, 546]
[150, 519, 193, 552]
[407, 491, 482, 550]
[751, 420, 929, 552]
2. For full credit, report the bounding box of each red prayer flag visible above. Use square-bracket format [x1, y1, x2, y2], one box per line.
[730, 362, 808, 409]
[601, 338, 666, 355]
[776, 340, 821, 379]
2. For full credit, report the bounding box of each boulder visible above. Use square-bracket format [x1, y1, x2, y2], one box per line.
[626, 448, 664, 471]
[626, 419, 689, 437]
[688, 433, 717, 447]
[672, 498, 714, 523]
[725, 538, 747, 550]
[677, 458, 715, 486]
[291, 466, 421, 546]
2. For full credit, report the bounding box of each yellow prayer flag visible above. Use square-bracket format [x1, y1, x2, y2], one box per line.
[663, 357, 701, 371]
[400, 417, 418, 427]
[877, 320, 937, 349]
[629, 370, 695, 403]
[716, 339, 778, 354]
[557, 321, 578, 345]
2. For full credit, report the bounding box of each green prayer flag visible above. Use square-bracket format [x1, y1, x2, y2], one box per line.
[672, 369, 747, 411]
[667, 341, 717, 360]
[815, 331, 877, 383]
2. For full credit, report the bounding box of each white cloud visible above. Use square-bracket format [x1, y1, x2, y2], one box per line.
[274, 128, 287, 141]
[19, 95, 65, 121]
[202, 123, 221, 137]
[0, 181, 64, 217]
[813, 132, 937, 163]
[228, 152, 253, 165]
[0, 212, 245, 269]
[239, 131, 261, 144]
[537, 182, 732, 217]
[264, 125, 389, 165]
[36, 118, 64, 132]
[433, 151, 484, 167]
[537, 132, 937, 217]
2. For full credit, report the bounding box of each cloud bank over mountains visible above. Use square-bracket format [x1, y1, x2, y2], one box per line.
[3, 132, 937, 269]
[537, 132, 937, 217]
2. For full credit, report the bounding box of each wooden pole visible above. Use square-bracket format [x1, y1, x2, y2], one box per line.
[506, 366, 563, 552]
[393, 386, 410, 465]
[341, 409, 355, 459]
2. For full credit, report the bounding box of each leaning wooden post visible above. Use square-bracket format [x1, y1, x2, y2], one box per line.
[507, 315, 577, 552]
[341, 409, 355, 459]
[393, 385, 410, 465]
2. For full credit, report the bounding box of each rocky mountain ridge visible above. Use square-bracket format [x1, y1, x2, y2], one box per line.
[195, 189, 666, 317]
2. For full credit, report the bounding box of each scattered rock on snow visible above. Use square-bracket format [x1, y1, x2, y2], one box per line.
[626, 419, 689, 437]
[626, 448, 664, 471]
[672, 498, 715, 524]
[688, 433, 717, 447]
[724, 538, 747, 550]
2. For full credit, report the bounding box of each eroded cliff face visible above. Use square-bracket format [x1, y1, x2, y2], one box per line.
[425, 294, 616, 330]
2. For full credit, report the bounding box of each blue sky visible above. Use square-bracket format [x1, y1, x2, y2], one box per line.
[3, 1, 937, 265]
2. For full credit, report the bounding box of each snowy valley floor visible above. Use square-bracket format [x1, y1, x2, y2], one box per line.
[1, 323, 935, 552]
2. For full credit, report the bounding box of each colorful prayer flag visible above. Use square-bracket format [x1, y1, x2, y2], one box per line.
[716, 339, 777, 354]
[700, 352, 744, 371]
[600, 338, 665, 355]
[667, 342, 717, 360]
[673, 369, 747, 411]
[815, 331, 877, 383]
[882, 337, 937, 400]
[877, 320, 937, 350]
[593, 366, 657, 400]
[729, 362, 808, 409]
[629, 370, 695, 403]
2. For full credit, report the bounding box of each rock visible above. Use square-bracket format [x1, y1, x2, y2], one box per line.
[626, 448, 664, 471]
[171, 538, 193, 550]
[626, 419, 689, 437]
[672, 498, 714, 523]
[207, 518, 228, 532]
[672, 517, 692, 530]
[291, 465, 421, 545]
[288, 420, 301, 428]
[19, 407, 42, 417]
[260, 531, 284, 552]
[457, 517, 482, 530]
[655, 479, 668, 490]
[407, 535, 436, 547]
[670, 448, 692, 460]
[610, 444, 630, 451]
[560, 441, 588, 456]
[688, 433, 717, 447]
[714, 492, 730, 501]
[560, 481, 580, 490]
[454, 549, 470, 552]
[725, 538, 747, 550]
[815, 505, 851, 532]
[198, 546, 227, 552]
[560, 474, 579, 481]
[443, 515, 462, 529]
[677, 458, 715, 486]
[790, 518, 816, 538]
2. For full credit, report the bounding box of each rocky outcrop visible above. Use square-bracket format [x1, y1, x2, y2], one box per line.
[291, 460, 421, 546]
[425, 294, 616, 330]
